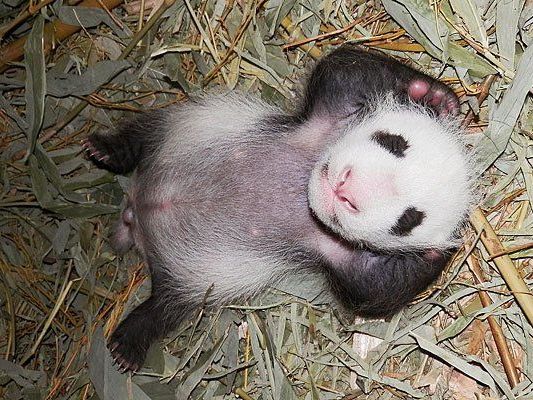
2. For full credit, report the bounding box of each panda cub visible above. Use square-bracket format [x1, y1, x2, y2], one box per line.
[85, 45, 473, 372]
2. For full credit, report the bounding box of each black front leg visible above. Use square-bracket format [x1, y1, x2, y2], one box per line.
[83, 109, 167, 175]
[324, 248, 453, 318]
[300, 45, 459, 120]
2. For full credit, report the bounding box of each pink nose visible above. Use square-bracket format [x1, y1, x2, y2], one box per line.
[334, 167, 397, 211]
[334, 168, 359, 212]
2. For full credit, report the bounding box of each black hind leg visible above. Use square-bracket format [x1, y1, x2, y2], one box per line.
[108, 292, 192, 372]
[83, 109, 167, 174]
[108, 295, 166, 372]
[108, 258, 192, 372]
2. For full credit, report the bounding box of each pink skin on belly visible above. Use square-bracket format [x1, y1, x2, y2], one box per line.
[144, 200, 174, 212]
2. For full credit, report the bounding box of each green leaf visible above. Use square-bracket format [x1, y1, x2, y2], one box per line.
[24, 16, 46, 159]
[150, 43, 203, 57]
[265, 0, 297, 36]
[51, 220, 71, 255]
[29, 155, 53, 207]
[47, 60, 131, 97]
[449, 0, 488, 47]
[59, 6, 115, 27]
[496, 0, 521, 69]
[0, 359, 46, 388]
[475, 43, 533, 174]
[388, 0, 449, 52]
[175, 333, 227, 399]
[88, 328, 152, 400]
[411, 333, 496, 390]
[382, 0, 495, 76]
[35, 144, 85, 203]
[62, 170, 116, 191]
[45, 203, 120, 218]
[58, 6, 129, 38]
[447, 42, 497, 77]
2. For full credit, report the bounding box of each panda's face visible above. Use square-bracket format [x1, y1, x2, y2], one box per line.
[308, 103, 472, 250]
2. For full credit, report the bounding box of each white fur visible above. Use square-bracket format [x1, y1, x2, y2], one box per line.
[160, 92, 278, 159]
[147, 209, 295, 305]
[308, 97, 474, 250]
[141, 92, 279, 202]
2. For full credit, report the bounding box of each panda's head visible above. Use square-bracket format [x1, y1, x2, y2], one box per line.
[308, 99, 474, 251]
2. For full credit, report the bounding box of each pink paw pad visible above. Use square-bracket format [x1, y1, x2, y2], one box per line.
[407, 80, 430, 101]
[407, 79, 459, 116]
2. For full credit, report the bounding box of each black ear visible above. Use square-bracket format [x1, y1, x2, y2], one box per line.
[323, 248, 453, 318]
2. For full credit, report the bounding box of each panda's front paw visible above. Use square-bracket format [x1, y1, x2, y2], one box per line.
[82, 135, 114, 169]
[407, 79, 460, 116]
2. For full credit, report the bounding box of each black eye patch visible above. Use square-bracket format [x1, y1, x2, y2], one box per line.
[371, 131, 409, 157]
[391, 207, 425, 236]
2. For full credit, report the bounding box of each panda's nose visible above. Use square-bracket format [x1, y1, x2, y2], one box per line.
[335, 167, 398, 211]
[334, 168, 359, 212]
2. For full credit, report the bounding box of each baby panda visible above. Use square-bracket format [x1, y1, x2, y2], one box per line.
[84, 45, 473, 372]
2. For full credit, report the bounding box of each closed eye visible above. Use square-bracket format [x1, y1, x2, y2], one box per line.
[371, 131, 409, 158]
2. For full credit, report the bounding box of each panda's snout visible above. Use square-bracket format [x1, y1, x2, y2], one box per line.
[334, 168, 359, 212]
[335, 167, 398, 211]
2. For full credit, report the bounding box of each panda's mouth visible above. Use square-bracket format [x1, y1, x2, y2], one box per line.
[336, 193, 358, 212]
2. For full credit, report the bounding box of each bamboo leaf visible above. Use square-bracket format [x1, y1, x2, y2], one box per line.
[383, 0, 495, 76]
[24, 16, 46, 159]
[475, 43, 533, 174]
[59, 6, 118, 29]
[88, 328, 152, 400]
[47, 60, 131, 97]
[29, 155, 52, 207]
[175, 332, 227, 399]
[45, 202, 120, 218]
[411, 334, 496, 391]
[449, 0, 488, 47]
[496, 0, 521, 69]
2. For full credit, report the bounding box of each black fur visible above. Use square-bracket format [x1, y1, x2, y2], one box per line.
[324, 248, 450, 317]
[391, 207, 426, 236]
[301, 46, 458, 118]
[372, 131, 410, 158]
[84, 110, 167, 174]
[108, 256, 192, 372]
